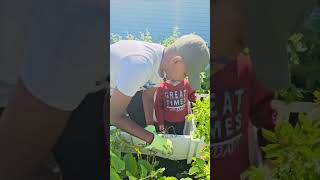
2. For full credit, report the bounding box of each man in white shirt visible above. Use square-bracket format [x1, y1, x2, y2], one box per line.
[110, 34, 210, 154]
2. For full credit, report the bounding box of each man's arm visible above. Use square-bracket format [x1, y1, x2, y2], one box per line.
[142, 87, 157, 125]
[110, 89, 154, 143]
[0, 81, 68, 180]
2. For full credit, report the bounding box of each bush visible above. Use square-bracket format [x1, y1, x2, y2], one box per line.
[246, 114, 320, 180]
[186, 94, 210, 179]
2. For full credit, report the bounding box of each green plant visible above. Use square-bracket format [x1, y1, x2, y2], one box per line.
[110, 129, 166, 180]
[110, 33, 122, 44]
[198, 70, 210, 94]
[160, 27, 180, 47]
[186, 94, 210, 179]
[110, 27, 180, 45]
[186, 93, 210, 144]
[139, 30, 153, 43]
[188, 146, 210, 180]
[246, 114, 320, 180]
[287, 33, 308, 65]
[110, 150, 166, 180]
[277, 84, 305, 104]
[286, 14, 320, 90]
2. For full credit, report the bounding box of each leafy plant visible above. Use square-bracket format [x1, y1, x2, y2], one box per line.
[110, 129, 166, 180]
[246, 114, 320, 180]
[188, 146, 210, 180]
[160, 27, 180, 47]
[277, 84, 305, 104]
[110, 33, 122, 44]
[286, 12, 320, 90]
[198, 70, 210, 94]
[186, 93, 210, 144]
[313, 90, 320, 105]
[139, 30, 153, 43]
[287, 33, 308, 65]
[186, 94, 210, 179]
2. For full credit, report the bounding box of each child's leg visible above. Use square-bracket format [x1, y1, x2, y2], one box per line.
[164, 121, 185, 135]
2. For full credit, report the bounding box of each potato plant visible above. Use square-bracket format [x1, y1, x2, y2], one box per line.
[186, 94, 210, 179]
[187, 93, 210, 144]
[279, 11, 320, 102]
[110, 129, 165, 180]
[246, 114, 320, 180]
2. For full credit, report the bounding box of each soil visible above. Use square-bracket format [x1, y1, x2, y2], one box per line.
[155, 157, 191, 178]
[135, 154, 191, 178]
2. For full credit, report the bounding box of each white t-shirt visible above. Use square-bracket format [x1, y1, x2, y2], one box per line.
[0, 1, 32, 107]
[110, 40, 165, 97]
[19, 1, 108, 111]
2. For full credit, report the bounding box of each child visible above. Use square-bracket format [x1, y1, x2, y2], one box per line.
[212, 0, 277, 179]
[154, 79, 196, 135]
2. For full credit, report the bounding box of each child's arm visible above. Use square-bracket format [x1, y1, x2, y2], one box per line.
[250, 79, 277, 130]
[249, 72, 278, 156]
[154, 88, 165, 127]
[186, 82, 197, 103]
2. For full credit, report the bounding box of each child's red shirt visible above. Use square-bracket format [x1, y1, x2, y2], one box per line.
[155, 80, 196, 125]
[212, 54, 277, 180]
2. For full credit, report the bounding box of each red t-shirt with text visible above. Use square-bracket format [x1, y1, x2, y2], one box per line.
[155, 80, 196, 125]
[212, 54, 277, 180]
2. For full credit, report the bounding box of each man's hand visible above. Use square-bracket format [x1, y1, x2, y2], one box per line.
[146, 133, 173, 155]
[145, 125, 156, 133]
[110, 89, 154, 143]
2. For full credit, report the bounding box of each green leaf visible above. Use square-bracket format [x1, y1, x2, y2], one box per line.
[110, 151, 125, 173]
[128, 176, 138, 180]
[195, 158, 206, 167]
[164, 177, 178, 180]
[186, 114, 194, 121]
[261, 144, 281, 154]
[126, 171, 138, 180]
[110, 167, 122, 180]
[297, 146, 313, 159]
[138, 159, 153, 172]
[261, 129, 277, 143]
[313, 90, 320, 104]
[189, 166, 200, 175]
[157, 177, 179, 180]
[311, 149, 320, 160]
[265, 153, 285, 165]
[246, 167, 269, 180]
[123, 153, 138, 176]
[180, 178, 193, 180]
[139, 164, 148, 178]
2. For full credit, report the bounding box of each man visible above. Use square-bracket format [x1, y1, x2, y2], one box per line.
[110, 34, 210, 154]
